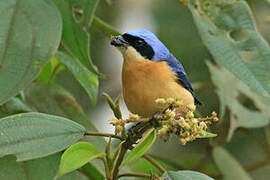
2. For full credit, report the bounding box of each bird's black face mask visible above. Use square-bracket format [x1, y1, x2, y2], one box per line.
[111, 34, 154, 60]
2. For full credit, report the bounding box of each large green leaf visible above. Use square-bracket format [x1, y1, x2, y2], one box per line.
[0, 154, 88, 180]
[25, 83, 106, 150]
[0, 112, 85, 161]
[53, 0, 99, 73]
[123, 129, 156, 165]
[56, 52, 98, 105]
[161, 170, 214, 180]
[208, 62, 270, 140]
[186, 0, 270, 97]
[57, 142, 104, 178]
[0, 0, 62, 105]
[213, 147, 252, 180]
[24, 83, 106, 177]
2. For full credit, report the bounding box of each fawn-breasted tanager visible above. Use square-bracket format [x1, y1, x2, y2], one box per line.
[111, 30, 201, 117]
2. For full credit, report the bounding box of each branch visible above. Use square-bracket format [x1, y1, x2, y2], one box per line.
[118, 172, 152, 179]
[142, 154, 166, 173]
[84, 131, 123, 140]
[112, 113, 161, 180]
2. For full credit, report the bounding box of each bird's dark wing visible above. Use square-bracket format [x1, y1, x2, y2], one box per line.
[165, 54, 202, 105]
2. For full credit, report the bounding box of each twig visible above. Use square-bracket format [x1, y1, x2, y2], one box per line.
[112, 122, 153, 179]
[112, 112, 162, 180]
[84, 132, 123, 140]
[126, 118, 149, 123]
[117, 172, 152, 179]
[142, 154, 166, 173]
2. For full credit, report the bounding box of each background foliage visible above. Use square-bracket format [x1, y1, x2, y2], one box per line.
[0, 0, 270, 179]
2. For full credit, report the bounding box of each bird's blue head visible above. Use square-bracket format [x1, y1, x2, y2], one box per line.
[111, 29, 170, 61]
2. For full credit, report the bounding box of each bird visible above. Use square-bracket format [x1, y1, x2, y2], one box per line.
[110, 29, 201, 117]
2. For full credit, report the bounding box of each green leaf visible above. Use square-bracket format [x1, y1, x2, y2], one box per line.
[24, 83, 106, 178]
[38, 56, 64, 83]
[56, 51, 99, 105]
[186, 0, 270, 97]
[57, 142, 104, 178]
[53, 0, 99, 73]
[25, 83, 106, 151]
[0, 112, 85, 161]
[0, 154, 88, 180]
[0, 97, 32, 115]
[0, 0, 62, 105]
[80, 163, 105, 180]
[92, 16, 121, 37]
[208, 62, 270, 140]
[213, 147, 252, 180]
[38, 62, 53, 83]
[197, 132, 217, 138]
[123, 129, 156, 165]
[161, 170, 214, 180]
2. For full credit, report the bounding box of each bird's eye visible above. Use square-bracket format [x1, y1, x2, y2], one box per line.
[136, 40, 144, 46]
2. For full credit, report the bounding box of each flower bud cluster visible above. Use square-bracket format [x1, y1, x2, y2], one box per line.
[155, 98, 219, 145]
[155, 98, 183, 107]
[109, 97, 218, 145]
[109, 119, 126, 135]
[109, 113, 142, 135]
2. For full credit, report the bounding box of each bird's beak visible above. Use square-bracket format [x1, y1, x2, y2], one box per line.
[110, 35, 128, 47]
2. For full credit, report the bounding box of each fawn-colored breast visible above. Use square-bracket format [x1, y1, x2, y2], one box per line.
[122, 48, 194, 117]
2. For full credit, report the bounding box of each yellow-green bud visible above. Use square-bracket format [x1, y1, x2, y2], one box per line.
[158, 125, 169, 135]
[183, 122, 191, 129]
[115, 125, 123, 134]
[179, 117, 185, 124]
[199, 122, 207, 130]
[199, 130, 206, 136]
[185, 136, 192, 142]
[179, 138, 187, 145]
[167, 98, 175, 104]
[110, 119, 119, 125]
[129, 113, 139, 120]
[186, 111, 194, 118]
[175, 100, 183, 106]
[212, 111, 217, 117]
[191, 118, 198, 124]
[165, 109, 175, 119]
[155, 98, 166, 104]
[187, 104, 196, 112]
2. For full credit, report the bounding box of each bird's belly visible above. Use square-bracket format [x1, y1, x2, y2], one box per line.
[122, 61, 194, 117]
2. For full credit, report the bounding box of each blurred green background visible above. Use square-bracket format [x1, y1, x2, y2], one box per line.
[53, 0, 270, 179]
